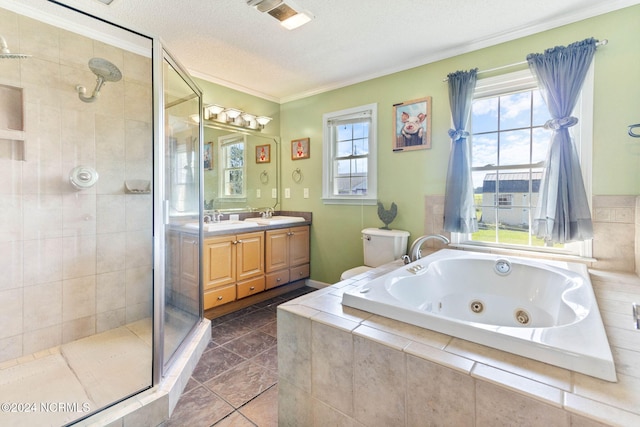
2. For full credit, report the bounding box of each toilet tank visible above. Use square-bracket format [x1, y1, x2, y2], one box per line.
[362, 228, 410, 267]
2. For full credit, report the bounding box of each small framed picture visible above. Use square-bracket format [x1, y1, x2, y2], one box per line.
[256, 144, 271, 163]
[291, 137, 310, 160]
[204, 141, 213, 170]
[392, 96, 432, 151]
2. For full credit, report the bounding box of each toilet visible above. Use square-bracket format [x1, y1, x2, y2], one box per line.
[340, 228, 410, 280]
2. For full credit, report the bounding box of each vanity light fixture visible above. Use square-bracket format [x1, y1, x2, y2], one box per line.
[256, 116, 273, 129]
[204, 104, 225, 119]
[203, 104, 272, 131]
[247, 0, 314, 30]
[224, 108, 243, 124]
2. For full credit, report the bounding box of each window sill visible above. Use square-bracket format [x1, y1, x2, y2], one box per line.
[322, 197, 378, 206]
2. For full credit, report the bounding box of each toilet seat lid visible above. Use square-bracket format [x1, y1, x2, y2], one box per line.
[340, 266, 373, 280]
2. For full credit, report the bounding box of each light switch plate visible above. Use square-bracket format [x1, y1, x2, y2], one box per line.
[285, 188, 291, 198]
[272, 188, 277, 198]
[256, 189, 261, 198]
[303, 188, 309, 198]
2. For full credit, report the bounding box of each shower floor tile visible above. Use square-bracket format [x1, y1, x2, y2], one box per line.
[0, 319, 153, 427]
[167, 286, 317, 427]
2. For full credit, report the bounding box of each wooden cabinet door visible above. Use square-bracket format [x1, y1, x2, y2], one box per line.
[203, 235, 235, 290]
[180, 234, 199, 285]
[265, 229, 289, 273]
[236, 231, 264, 281]
[289, 226, 310, 267]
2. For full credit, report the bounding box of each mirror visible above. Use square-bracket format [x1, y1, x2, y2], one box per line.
[203, 121, 279, 212]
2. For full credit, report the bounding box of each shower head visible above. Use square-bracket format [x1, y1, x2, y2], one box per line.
[88, 57, 122, 82]
[76, 57, 122, 103]
[0, 35, 31, 59]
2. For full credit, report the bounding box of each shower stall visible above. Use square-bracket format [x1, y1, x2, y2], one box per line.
[0, 1, 206, 425]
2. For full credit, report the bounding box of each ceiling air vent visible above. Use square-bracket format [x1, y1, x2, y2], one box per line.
[247, 0, 314, 30]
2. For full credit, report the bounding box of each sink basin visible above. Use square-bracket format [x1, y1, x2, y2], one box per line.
[184, 220, 260, 232]
[244, 216, 306, 225]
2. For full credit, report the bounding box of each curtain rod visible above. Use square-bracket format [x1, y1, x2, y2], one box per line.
[442, 39, 608, 82]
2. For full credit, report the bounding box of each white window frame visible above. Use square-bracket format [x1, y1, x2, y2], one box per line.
[451, 67, 594, 259]
[322, 103, 378, 205]
[217, 133, 247, 202]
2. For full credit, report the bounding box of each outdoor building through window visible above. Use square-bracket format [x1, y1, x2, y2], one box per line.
[218, 134, 246, 199]
[454, 69, 593, 256]
[322, 103, 377, 205]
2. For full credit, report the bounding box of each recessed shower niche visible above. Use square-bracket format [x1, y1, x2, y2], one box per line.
[0, 83, 25, 160]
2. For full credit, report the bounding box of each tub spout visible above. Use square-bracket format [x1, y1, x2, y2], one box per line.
[408, 234, 449, 261]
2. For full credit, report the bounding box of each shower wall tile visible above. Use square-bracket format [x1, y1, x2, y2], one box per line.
[97, 271, 126, 313]
[125, 119, 153, 179]
[23, 237, 63, 285]
[97, 232, 126, 274]
[62, 315, 96, 343]
[126, 195, 152, 231]
[0, 195, 23, 242]
[62, 235, 96, 279]
[58, 29, 93, 70]
[0, 158, 23, 195]
[125, 230, 152, 269]
[0, 335, 22, 363]
[62, 275, 96, 322]
[592, 195, 636, 272]
[124, 51, 152, 85]
[125, 81, 153, 123]
[97, 195, 126, 233]
[63, 193, 97, 237]
[61, 108, 96, 171]
[0, 288, 23, 339]
[18, 16, 60, 64]
[23, 281, 62, 331]
[96, 308, 126, 333]
[23, 194, 63, 240]
[22, 324, 61, 355]
[0, 240, 23, 291]
[20, 57, 61, 108]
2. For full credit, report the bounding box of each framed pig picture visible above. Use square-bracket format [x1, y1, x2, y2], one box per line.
[256, 144, 270, 163]
[392, 96, 432, 152]
[291, 138, 310, 160]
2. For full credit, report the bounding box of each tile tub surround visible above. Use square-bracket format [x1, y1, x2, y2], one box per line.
[278, 261, 640, 426]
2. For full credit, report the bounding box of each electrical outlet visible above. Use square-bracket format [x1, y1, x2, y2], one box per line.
[303, 188, 309, 198]
[272, 188, 277, 198]
[256, 189, 261, 198]
[285, 188, 291, 198]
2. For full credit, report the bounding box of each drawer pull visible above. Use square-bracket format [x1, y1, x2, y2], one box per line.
[250, 286, 255, 290]
[276, 278, 281, 282]
[217, 296, 223, 300]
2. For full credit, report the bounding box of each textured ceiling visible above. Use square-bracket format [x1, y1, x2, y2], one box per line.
[10, 0, 640, 102]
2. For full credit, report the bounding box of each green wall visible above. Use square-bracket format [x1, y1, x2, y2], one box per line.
[197, 5, 640, 284]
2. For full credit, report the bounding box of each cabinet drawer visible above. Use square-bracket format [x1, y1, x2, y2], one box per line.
[290, 264, 310, 281]
[204, 285, 236, 309]
[237, 275, 266, 299]
[265, 269, 290, 290]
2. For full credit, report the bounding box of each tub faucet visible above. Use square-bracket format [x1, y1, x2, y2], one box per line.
[408, 234, 450, 261]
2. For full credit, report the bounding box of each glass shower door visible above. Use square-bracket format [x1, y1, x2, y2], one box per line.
[160, 51, 203, 369]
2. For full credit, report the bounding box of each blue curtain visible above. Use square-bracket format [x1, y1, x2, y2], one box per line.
[527, 38, 597, 244]
[443, 69, 478, 233]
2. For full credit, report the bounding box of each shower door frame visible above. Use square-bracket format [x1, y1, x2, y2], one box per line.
[152, 39, 205, 384]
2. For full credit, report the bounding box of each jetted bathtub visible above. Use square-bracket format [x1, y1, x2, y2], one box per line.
[341, 249, 617, 382]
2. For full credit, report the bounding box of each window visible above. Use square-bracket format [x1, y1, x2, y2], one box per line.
[452, 68, 593, 257]
[218, 134, 246, 200]
[322, 103, 377, 204]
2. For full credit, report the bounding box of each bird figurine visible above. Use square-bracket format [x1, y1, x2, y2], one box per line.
[377, 202, 398, 230]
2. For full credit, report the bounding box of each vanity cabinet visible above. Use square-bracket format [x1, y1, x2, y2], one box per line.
[265, 225, 310, 290]
[203, 231, 264, 309]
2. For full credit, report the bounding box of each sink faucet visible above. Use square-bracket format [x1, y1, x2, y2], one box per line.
[261, 207, 274, 219]
[212, 210, 224, 223]
[408, 234, 450, 261]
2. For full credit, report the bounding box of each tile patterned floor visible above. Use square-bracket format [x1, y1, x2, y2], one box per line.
[165, 286, 316, 427]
